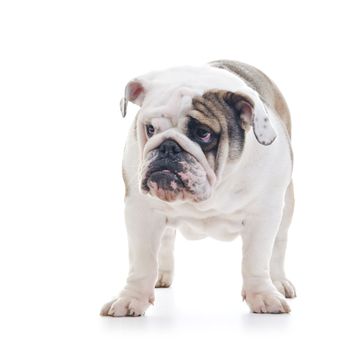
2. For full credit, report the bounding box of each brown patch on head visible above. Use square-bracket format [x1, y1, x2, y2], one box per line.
[192, 92, 233, 128]
[189, 103, 221, 133]
[188, 90, 246, 166]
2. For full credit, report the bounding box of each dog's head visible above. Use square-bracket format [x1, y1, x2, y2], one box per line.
[121, 66, 277, 203]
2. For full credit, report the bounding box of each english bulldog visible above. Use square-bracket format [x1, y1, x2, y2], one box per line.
[101, 60, 296, 316]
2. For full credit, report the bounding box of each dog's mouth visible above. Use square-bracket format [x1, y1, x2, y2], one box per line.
[142, 169, 185, 193]
[142, 169, 188, 202]
[140, 152, 212, 203]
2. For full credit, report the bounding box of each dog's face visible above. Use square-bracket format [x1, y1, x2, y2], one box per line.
[139, 91, 250, 202]
[121, 67, 277, 203]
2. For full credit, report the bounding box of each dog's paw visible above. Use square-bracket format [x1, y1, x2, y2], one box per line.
[155, 270, 173, 288]
[243, 291, 291, 314]
[273, 279, 296, 298]
[100, 295, 153, 317]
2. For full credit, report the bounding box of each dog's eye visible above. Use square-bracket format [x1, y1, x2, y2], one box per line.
[195, 127, 212, 143]
[146, 124, 155, 138]
[187, 118, 218, 151]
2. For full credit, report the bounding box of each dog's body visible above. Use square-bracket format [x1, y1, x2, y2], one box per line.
[101, 60, 296, 316]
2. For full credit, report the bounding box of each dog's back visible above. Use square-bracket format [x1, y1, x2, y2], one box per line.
[210, 60, 291, 137]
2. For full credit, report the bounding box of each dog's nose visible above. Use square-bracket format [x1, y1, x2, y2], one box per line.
[158, 139, 182, 157]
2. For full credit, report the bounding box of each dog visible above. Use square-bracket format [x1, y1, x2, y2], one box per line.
[101, 60, 296, 316]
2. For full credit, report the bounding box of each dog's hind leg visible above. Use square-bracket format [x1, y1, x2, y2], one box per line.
[270, 181, 296, 298]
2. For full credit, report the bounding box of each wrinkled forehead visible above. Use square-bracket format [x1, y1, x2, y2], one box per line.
[137, 65, 247, 130]
[140, 86, 199, 129]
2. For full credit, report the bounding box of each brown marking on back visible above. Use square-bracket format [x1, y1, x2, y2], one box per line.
[209, 60, 292, 138]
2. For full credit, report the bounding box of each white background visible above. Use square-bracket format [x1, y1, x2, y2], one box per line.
[1, 0, 350, 349]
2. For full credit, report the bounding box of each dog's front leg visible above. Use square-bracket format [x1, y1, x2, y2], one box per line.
[241, 202, 291, 314]
[101, 198, 166, 317]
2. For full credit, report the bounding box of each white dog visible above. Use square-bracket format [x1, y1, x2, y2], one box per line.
[101, 60, 296, 316]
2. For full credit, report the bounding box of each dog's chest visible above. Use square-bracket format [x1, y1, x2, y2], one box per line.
[152, 180, 252, 241]
[163, 203, 246, 241]
[178, 214, 245, 241]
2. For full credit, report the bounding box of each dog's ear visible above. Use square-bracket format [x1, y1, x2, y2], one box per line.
[223, 90, 277, 145]
[120, 80, 146, 118]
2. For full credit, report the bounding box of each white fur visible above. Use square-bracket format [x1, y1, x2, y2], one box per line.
[101, 64, 294, 316]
